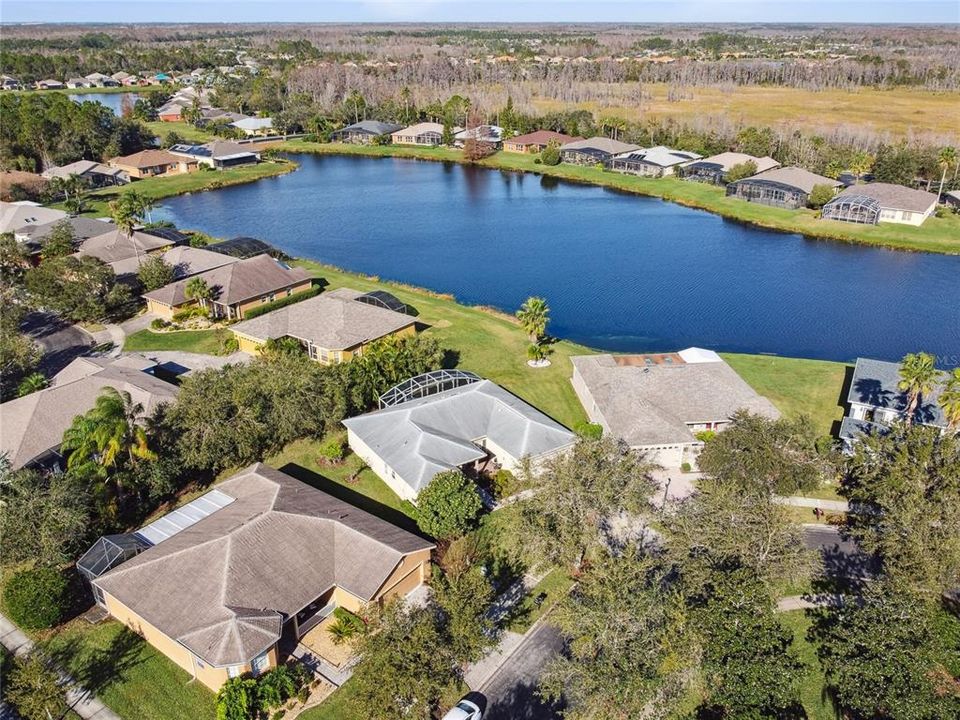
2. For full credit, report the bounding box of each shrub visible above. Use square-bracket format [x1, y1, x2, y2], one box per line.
[681, 462, 692, 473]
[328, 607, 366, 645]
[172, 307, 208, 322]
[574, 421, 603, 440]
[491, 469, 517, 499]
[540, 141, 561, 166]
[694, 430, 717, 443]
[216, 676, 258, 720]
[809, 183, 838, 209]
[317, 432, 347, 464]
[150, 318, 169, 330]
[217, 336, 239, 355]
[415, 470, 483, 539]
[725, 160, 758, 183]
[3, 567, 70, 630]
[257, 665, 296, 710]
[815, 435, 836, 456]
[241, 286, 321, 321]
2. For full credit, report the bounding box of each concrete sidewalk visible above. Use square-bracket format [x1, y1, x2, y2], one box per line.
[0, 612, 121, 720]
[775, 495, 849, 512]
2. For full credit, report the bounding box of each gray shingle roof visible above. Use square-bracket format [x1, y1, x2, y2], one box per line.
[15, 216, 113, 246]
[846, 357, 947, 427]
[834, 183, 938, 214]
[691, 152, 781, 173]
[93, 464, 433, 667]
[334, 120, 404, 136]
[0, 355, 179, 470]
[571, 351, 781, 447]
[343, 380, 575, 495]
[0, 201, 67, 234]
[741, 166, 841, 194]
[160, 245, 240, 278]
[231, 288, 415, 350]
[142, 254, 311, 307]
[560, 136, 641, 155]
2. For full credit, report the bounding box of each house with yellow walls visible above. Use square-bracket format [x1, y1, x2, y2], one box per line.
[142, 253, 313, 320]
[230, 287, 417, 364]
[82, 464, 433, 691]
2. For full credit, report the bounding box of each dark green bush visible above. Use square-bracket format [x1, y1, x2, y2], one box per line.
[3, 567, 69, 630]
[316, 432, 347, 463]
[491, 469, 518, 499]
[681, 462, 692, 473]
[150, 318, 169, 330]
[241, 286, 321, 321]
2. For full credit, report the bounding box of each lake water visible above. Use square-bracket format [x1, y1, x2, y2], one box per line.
[70, 92, 138, 116]
[154, 154, 960, 365]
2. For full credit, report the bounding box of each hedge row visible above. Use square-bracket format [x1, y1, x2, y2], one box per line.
[242, 285, 322, 320]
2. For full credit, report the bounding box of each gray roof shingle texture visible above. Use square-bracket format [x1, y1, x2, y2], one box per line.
[571, 354, 781, 446]
[343, 380, 575, 495]
[846, 357, 947, 427]
[94, 464, 433, 667]
[741, 166, 842, 194]
[834, 183, 938, 213]
[560, 137, 641, 155]
[230, 288, 414, 350]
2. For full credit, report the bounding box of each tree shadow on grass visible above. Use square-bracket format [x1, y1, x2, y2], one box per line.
[42, 625, 145, 698]
[277, 462, 425, 537]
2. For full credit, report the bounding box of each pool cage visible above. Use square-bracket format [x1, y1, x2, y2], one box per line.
[821, 194, 881, 225]
[379, 369, 482, 408]
[78, 534, 151, 603]
[356, 290, 408, 314]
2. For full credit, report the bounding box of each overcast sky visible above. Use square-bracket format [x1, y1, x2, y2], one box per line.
[2, 0, 957, 24]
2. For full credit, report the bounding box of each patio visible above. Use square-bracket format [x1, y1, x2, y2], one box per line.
[298, 616, 356, 669]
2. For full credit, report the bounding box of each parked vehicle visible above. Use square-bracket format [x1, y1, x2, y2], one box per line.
[441, 698, 483, 720]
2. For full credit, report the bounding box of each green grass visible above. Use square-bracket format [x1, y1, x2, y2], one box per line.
[277, 141, 960, 256]
[298, 679, 362, 720]
[722, 353, 850, 436]
[778, 610, 837, 720]
[505, 568, 575, 633]
[123, 328, 232, 355]
[40, 619, 216, 720]
[52, 160, 295, 217]
[144, 120, 215, 144]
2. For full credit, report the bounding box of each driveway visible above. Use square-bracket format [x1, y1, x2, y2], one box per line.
[803, 524, 880, 579]
[19, 311, 93, 376]
[480, 622, 565, 720]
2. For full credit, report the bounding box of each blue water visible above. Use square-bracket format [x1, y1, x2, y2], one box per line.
[154, 154, 960, 365]
[70, 92, 139, 116]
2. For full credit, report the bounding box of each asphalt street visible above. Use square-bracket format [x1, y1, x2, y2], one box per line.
[480, 622, 565, 720]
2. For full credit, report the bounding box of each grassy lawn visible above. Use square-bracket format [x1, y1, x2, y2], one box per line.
[123, 328, 233, 355]
[277, 140, 960, 256]
[144, 120, 215, 144]
[298, 679, 361, 720]
[505, 569, 575, 634]
[52, 160, 295, 217]
[39, 619, 216, 720]
[778, 610, 837, 720]
[722, 353, 850, 436]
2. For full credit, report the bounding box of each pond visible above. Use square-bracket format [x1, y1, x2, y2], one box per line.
[70, 92, 139, 116]
[154, 154, 960, 366]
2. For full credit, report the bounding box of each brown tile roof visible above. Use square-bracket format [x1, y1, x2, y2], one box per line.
[142, 254, 312, 307]
[0, 355, 178, 470]
[94, 464, 433, 667]
[506, 130, 584, 146]
[835, 182, 938, 213]
[110, 149, 183, 169]
[231, 288, 414, 351]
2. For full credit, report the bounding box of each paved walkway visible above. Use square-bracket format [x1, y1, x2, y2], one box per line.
[775, 496, 849, 512]
[0, 612, 121, 720]
[777, 594, 848, 612]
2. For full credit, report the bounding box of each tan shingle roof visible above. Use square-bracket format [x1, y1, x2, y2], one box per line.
[231, 288, 414, 350]
[560, 137, 641, 154]
[743, 166, 841, 195]
[94, 464, 433, 667]
[109, 150, 183, 169]
[0, 355, 178, 470]
[695, 152, 780, 173]
[506, 130, 584, 146]
[142, 254, 312, 307]
[835, 182, 938, 214]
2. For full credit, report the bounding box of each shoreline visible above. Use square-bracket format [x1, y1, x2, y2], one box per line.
[273, 140, 960, 256]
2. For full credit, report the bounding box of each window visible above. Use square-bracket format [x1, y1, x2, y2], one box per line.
[251, 652, 270, 676]
[902, 211, 913, 221]
[319, 348, 330, 363]
[227, 665, 241, 678]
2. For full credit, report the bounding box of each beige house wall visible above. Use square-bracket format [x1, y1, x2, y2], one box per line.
[346, 429, 419, 501]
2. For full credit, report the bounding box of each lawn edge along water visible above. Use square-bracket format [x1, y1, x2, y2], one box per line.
[273, 141, 960, 256]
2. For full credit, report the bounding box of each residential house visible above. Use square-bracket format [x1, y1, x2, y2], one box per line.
[0, 201, 67, 234]
[42, 159, 128, 187]
[159, 245, 240, 279]
[36, 79, 66, 90]
[608, 146, 703, 178]
[142, 253, 313, 320]
[0, 355, 178, 471]
[821, 183, 939, 226]
[570, 349, 781, 469]
[111, 71, 132, 84]
[109, 150, 197, 180]
[169, 142, 260, 169]
[1, 75, 22, 90]
[84, 72, 118, 87]
[453, 125, 504, 148]
[559, 137, 641, 166]
[75, 227, 178, 277]
[15, 216, 114, 257]
[205, 236, 280, 259]
[330, 120, 404, 144]
[390, 122, 462, 146]
[680, 152, 781, 184]
[840, 357, 949, 450]
[726, 166, 841, 209]
[502, 130, 584, 154]
[344, 377, 575, 501]
[83, 463, 433, 691]
[231, 288, 416, 363]
[157, 99, 191, 122]
[66, 78, 90, 89]
[944, 190, 960, 210]
[231, 117, 274, 137]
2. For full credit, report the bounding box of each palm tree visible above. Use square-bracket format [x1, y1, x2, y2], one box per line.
[936, 146, 957, 203]
[516, 296, 550, 343]
[849, 151, 874, 184]
[108, 192, 144, 237]
[897, 352, 942, 425]
[62, 387, 156, 473]
[185, 276, 213, 312]
[939, 368, 960, 432]
[16, 372, 48, 397]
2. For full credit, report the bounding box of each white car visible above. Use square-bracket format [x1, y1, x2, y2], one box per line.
[441, 698, 483, 720]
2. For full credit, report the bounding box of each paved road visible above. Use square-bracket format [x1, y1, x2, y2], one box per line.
[20, 311, 93, 376]
[480, 622, 565, 720]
